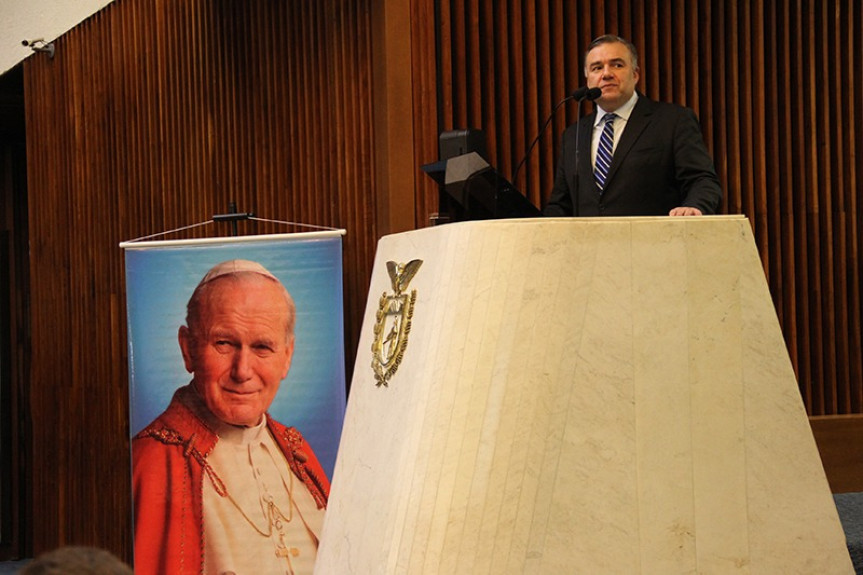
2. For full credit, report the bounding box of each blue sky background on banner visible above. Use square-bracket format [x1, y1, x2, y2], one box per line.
[124, 236, 346, 478]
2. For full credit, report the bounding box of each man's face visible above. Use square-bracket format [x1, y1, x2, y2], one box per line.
[179, 275, 294, 427]
[584, 41, 640, 112]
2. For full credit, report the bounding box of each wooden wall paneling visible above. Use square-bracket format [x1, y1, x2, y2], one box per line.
[708, 2, 728, 209]
[846, 0, 861, 412]
[833, 1, 850, 410]
[745, 1, 765, 243]
[626, 3, 643, 95]
[590, 0, 605, 38]
[804, 1, 828, 415]
[616, 0, 629, 37]
[641, 3, 659, 102]
[849, 2, 863, 412]
[764, 2, 784, 335]
[532, 1, 555, 203]
[340, 0, 377, 375]
[828, 0, 849, 413]
[466, 0, 482, 129]
[696, 2, 714, 159]
[834, 0, 863, 413]
[681, 3, 697, 110]
[479, 1, 498, 174]
[810, 415, 863, 493]
[333, 0, 378, 365]
[556, 0, 577, 194]
[25, 48, 66, 554]
[492, 1, 512, 179]
[409, 0, 439, 224]
[576, 2, 593, 96]
[520, 0, 540, 193]
[22, 0, 378, 559]
[370, 0, 417, 236]
[250, 1, 264, 211]
[787, 3, 813, 411]
[438, 0, 455, 130]
[532, 2, 566, 205]
[659, 0, 675, 101]
[767, 2, 795, 376]
[725, 2, 745, 215]
[312, 5, 331, 226]
[558, 0, 574, 164]
[493, 3, 506, 177]
[285, 1, 306, 221]
[458, 0, 473, 130]
[518, 0, 539, 198]
[814, 0, 839, 414]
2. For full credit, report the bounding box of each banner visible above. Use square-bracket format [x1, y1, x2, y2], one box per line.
[122, 230, 346, 574]
[123, 231, 346, 477]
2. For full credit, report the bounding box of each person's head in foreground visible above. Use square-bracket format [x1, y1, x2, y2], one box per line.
[20, 546, 132, 575]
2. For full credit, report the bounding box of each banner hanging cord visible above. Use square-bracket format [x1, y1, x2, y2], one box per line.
[123, 217, 340, 244]
[248, 216, 340, 232]
[124, 220, 215, 243]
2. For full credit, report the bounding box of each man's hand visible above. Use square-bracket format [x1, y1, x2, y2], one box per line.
[669, 206, 703, 216]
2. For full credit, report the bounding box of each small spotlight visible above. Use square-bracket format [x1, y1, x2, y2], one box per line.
[22, 38, 55, 59]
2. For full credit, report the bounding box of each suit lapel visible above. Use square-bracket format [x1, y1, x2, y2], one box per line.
[602, 96, 656, 190]
[578, 113, 596, 184]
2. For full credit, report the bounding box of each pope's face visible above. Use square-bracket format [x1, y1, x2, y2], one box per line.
[584, 41, 640, 112]
[179, 275, 294, 427]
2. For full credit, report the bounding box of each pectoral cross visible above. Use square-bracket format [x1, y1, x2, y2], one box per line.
[275, 538, 299, 575]
[275, 545, 299, 558]
[275, 533, 300, 558]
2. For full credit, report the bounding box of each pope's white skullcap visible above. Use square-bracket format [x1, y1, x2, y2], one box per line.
[197, 259, 279, 287]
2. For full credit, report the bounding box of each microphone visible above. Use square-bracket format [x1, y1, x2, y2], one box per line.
[512, 87, 601, 188]
[570, 86, 602, 102]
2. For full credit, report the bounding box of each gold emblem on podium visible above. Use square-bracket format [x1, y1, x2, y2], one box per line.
[372, 259, 422, 386]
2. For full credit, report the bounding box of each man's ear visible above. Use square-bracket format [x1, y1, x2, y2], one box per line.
[281, 337, 295, 380]
[178, 325, 196, 374]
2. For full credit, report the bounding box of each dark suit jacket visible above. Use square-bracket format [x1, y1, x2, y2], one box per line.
[543, 95, 722, 217]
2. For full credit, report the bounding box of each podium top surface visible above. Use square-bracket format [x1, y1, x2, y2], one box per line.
[385, 214, 746, 240]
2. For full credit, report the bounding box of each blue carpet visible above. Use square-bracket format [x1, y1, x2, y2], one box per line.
[835, 492, 863, 574]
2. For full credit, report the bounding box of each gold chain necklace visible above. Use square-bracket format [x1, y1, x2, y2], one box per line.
[223, 478, 293, 537]
[210, 445, 301, 570]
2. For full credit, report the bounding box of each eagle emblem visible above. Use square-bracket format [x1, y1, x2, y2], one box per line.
[371, 259, 423, 386]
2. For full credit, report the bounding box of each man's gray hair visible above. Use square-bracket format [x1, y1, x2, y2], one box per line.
[584, 34, 639, 71]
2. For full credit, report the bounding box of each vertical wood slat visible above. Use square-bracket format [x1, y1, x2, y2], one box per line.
[23, 0, 375, 559]
[416, 0, 863, 418]
[493, 1, 511, 176]
[410, 0, 440, 223]
[804, 0, 827, 413]
[848, 2, 863, 413]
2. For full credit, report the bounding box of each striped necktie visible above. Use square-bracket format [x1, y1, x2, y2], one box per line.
[594, 112, 618, 191]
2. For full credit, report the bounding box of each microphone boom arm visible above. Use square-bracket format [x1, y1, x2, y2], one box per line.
[511, 87, 601, 190]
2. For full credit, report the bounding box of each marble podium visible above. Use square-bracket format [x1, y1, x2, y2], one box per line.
[316, 216, 853, 574]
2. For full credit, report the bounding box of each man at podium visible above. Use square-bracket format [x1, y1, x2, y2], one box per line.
[544, 34, 722, 217]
